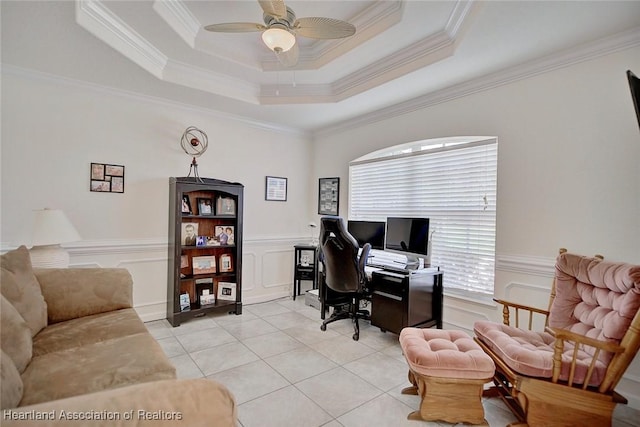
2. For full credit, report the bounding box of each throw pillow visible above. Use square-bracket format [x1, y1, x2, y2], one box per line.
[0, 349, 24, 409]
[0, 246, 47, 336]
[0, 295, 33, 373]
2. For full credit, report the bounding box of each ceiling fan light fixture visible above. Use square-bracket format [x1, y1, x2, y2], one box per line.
[262, 27, 295, 53]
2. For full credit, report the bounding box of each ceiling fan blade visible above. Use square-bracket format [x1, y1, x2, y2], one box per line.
[275, 42, 299, 67]
[294, 17, 355, 39]
[258, 0, 287, 19]
[204, 22, 266, 33]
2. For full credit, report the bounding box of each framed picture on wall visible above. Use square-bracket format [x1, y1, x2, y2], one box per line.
[265, 176, 287, 201]
[318, 177, 340, 215]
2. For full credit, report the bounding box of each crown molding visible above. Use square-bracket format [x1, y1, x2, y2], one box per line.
[164, 60, 260, 104]
[152, 0, 200, 49]
[75, 0, 476, 105]
[314, 26, 640, 137]
[76, 0, 167, 79]
[2, 64, 308, 137]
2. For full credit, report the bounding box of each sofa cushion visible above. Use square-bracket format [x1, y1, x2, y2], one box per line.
[0, 295, 32, 373]
[0, 246, 47, 336]
[32, 308, 147, 357]
[35, 268, 133, 324]
[20, 332, 176, 406]
[1, 350, 24, 409]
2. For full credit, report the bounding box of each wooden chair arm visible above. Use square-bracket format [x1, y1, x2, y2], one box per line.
[548, 326, 625, 388]
[493, 298, 550, 329]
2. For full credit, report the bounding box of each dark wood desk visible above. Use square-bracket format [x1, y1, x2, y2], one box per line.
[369, 268, 443, 334]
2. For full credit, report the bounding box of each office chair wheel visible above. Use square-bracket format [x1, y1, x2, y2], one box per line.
[352, 333, 359, 341]
[320, 324, 327, 331]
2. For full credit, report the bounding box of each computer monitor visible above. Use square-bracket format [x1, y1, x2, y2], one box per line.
[347, 220, 386, 250]
[385, 217, 430, 266]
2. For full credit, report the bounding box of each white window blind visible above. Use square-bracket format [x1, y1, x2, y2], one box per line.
[349, 139, 497, 295]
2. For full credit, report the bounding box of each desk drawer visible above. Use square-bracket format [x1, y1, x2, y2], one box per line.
[371, 272, 406, 297]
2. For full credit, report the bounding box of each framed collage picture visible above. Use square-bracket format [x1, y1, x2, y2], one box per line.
[90, 162, 125, 193]
[318, 177, 340, 215]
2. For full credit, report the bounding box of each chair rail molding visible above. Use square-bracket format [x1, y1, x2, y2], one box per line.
[496, 253, 556, 277]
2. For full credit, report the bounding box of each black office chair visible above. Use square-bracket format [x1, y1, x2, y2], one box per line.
[318, 216, 371, 341]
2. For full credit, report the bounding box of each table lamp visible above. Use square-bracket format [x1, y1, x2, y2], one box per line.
[309, 222, 318, 246]
[29, 208, 81, 268]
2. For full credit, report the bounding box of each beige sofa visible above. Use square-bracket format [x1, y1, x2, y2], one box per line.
[1, 246, 236, 426]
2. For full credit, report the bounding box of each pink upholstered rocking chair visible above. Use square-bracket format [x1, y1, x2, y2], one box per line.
[474, 249, 640, 426]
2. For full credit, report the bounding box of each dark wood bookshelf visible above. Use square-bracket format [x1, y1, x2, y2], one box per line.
[167, 177, 243, 326]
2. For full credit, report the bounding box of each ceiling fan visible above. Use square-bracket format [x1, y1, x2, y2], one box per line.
[203, 0, 356, 67]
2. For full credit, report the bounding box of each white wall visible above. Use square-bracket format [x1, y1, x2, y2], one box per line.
[311, 46, 640, 408]
[1, 69, 313, 319]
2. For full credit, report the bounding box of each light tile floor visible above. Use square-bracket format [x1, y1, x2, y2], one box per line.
[146, 297, 640, 427]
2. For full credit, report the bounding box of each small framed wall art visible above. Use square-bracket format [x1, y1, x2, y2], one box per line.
[318, 177, 339, 215]
[265, 176, 287, 201]
[90, 163, 125, 193]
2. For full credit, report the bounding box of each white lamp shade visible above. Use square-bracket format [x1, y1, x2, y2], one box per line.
[31, 209, 81, 246]
[261, 27, 296, 53]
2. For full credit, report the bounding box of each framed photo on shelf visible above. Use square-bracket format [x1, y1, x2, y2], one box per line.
[219, 254, 233, 273]
[196, 236, 207, 247]
[197, 198, 214, 215]
[214, 225, 235, 245]
[192, 255, 216, 275]
[181, 223, 198, 246]
[181, 195, 192, 214]
[216, 196, 235, 216]
[179, 293, 191, 312]
[318, 177, 340, 215]
[265, 176, 287, 201]
[217, 282, 236, 301]
[195, 278, 215, 306]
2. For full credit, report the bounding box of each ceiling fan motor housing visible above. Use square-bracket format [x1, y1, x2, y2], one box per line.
[263, 6, 296, 29]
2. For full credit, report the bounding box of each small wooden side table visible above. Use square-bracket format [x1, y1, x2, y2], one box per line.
[293, 244, 319, 300]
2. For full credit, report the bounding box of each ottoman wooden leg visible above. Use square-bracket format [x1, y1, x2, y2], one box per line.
[401, 370, 419, 395]
[409, 374, 490, 426]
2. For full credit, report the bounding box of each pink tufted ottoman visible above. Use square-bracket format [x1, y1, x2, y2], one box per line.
[399, 328, 495, 425]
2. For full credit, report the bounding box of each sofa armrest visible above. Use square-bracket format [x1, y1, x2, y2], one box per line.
[3, 379, 236, 426]
[34, 268, 133, 323]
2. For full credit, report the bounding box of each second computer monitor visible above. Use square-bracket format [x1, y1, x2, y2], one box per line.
[347, 220, 386, 250]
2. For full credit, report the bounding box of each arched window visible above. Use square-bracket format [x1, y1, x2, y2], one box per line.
[349, 137, 497, 296]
